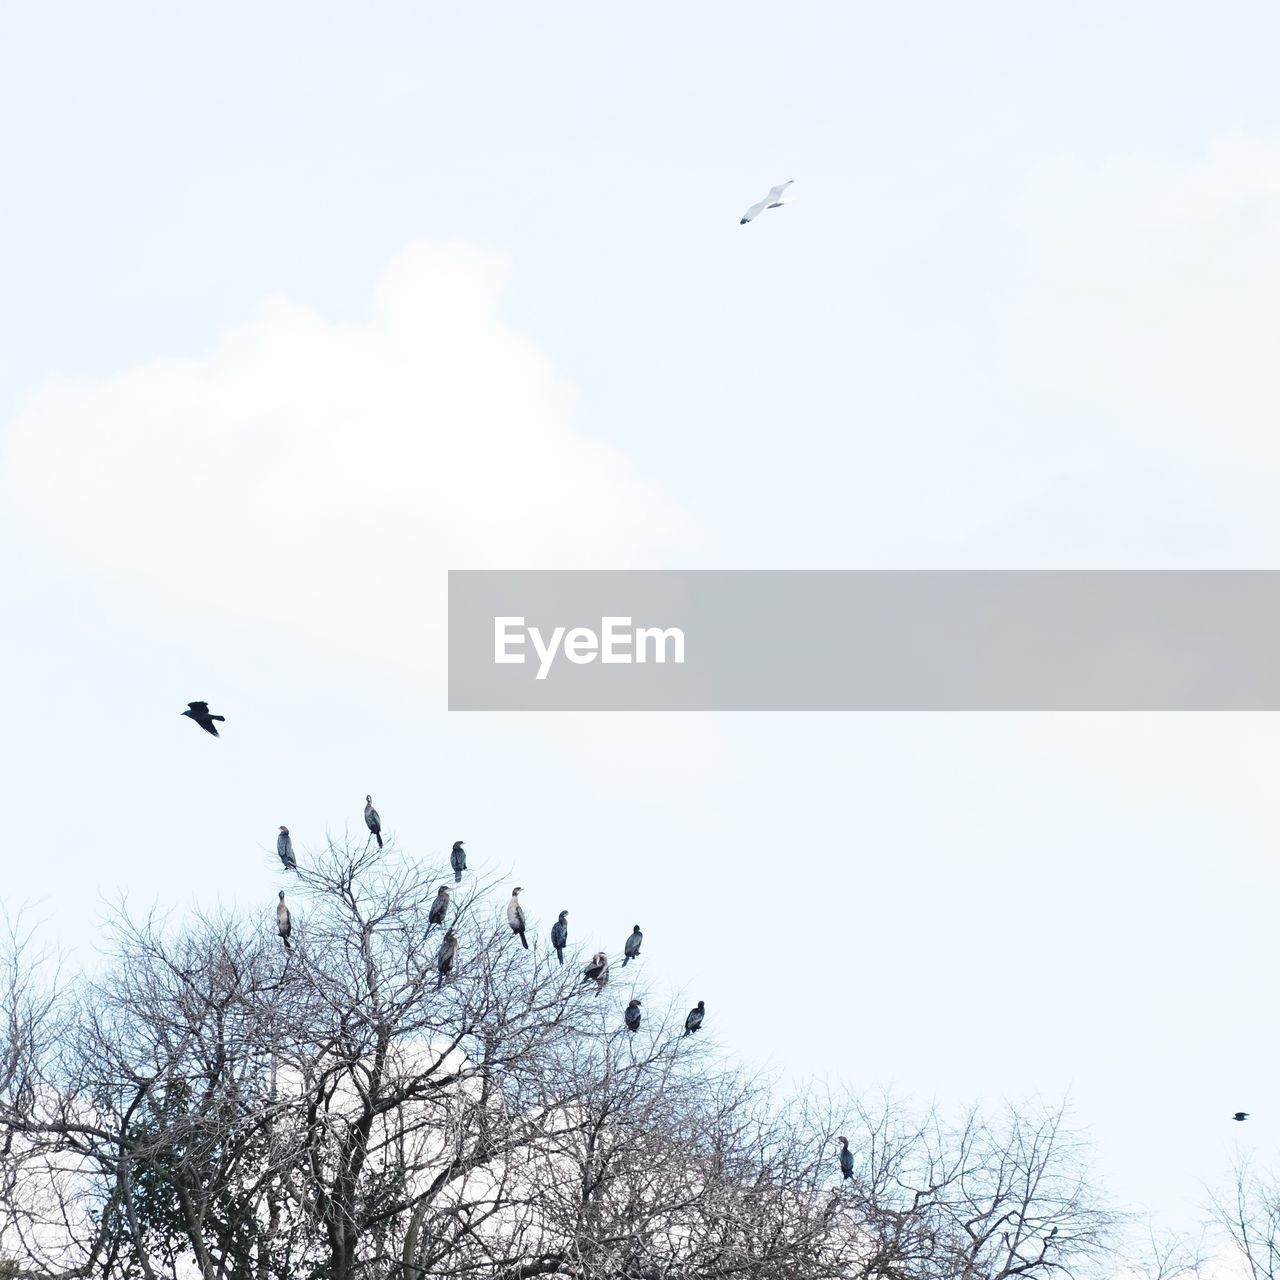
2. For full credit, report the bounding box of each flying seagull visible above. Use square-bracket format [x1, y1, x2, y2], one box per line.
[508, 888, 528, 949]
[182, 701, 225, 737]
[683, 1000, 705, 1037]
[623, 925, 643, 966]
[436, 928, 458, 988]
[277, 826, 297, 872]
[450, 840, 466, 883]
[837, 1136, 853, 1181]
[625, 999, 642, 1033]
[1234, 1112, 1250, 1122]
[740, 180, 794, 225]
[276, 891, 292, 950]
[428, 885, 450, 927]
[364, 796, 382, 848]
[551, 910, 568, 965]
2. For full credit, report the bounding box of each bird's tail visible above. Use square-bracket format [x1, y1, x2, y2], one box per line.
[555, 949, 563, 964]
[211, 715, 226, 722]
[520, 932, 528, 949]
[683, 1028, 690, 1037]
[375, 833, 383, 848]
[622, 957, 630, 967]
[283, 938, 292, 951]
[454, 870, 462, 883]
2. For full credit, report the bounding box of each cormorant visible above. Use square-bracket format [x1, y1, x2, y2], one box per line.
[507, 888, 528, 948]
[436, 928, 458, 988]
[625, 999, 642, 1032]
[582, 951, 609, 993]
[837, 1136, 853, 1180]
[683, 1001, 705, 1037]
[277, 826, 297, 872]
[623, 925, 643, 966]
[182, 701, 225, 737]
[276, 891, 292, 950]
[450, 840, 466, 883]
[428, 885, 450, 927]
[551, 910, 568, 964]
[364, 796, 382, 848]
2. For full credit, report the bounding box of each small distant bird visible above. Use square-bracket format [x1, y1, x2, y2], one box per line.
[436, 928, 458, 988]
[1234, 1112, 1250, 1122]
[551, 911, 568, 964]
[837, 1136, 853, 1180]
[181, 701, 225, 737]
[450, 840, 466, 883]
[739, 180, 794, 225]
[623, 925, 643, 966]
[428, 885, 450, 927]
[1045, 1227, 1059, 1243]
[276, 891, 292, 950]
[364, 796, 382, 848]
[507, 888, 528, 948]
[277, 826, 297, 872]
[625, 999, 642, 1033]
[683, 1000, 705, 1037]
[583, 951, 609, 993]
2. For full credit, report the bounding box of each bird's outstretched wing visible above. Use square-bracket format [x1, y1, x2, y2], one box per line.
[766, 180, 794, 206]
[187, 701, 209, 713]
[740, 197, 770, 224]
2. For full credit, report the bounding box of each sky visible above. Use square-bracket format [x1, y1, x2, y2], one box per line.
[4, 1, 1280, 1262]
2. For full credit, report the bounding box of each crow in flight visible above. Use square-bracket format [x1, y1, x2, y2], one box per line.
[182, 701, 225, 737]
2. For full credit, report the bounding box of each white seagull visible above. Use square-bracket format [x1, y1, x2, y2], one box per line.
[740, 180, 794, 225]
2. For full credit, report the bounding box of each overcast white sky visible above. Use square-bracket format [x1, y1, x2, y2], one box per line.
[4, 2, 1280, 1258]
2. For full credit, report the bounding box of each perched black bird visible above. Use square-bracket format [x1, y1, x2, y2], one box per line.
[1045, 1227, 1059, 1243]
[276, 891, 292, 950]
[1234, 1112, 1250, 1122]
[182, 701, 225, 737]
[277, 826, 297, 872]
[583, 951, 609, 993]
[364, 796, 382, 848]
[683, 1000, 705, 1037]
[623, 925, 643, 966]
[837, 1136, 854, 1180]
[625, 999, 642, 1033]
[428, 885, 450, 927]
[551, 910, 568, 964]
[507, 888, 528, 948]
[436, 928, 458, 988]
[450, 840, 466, 883]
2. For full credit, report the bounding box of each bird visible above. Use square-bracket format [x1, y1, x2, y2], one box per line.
[1045, 1227, 1059, 1243]
[582, 951, 609, 994]
[625, 999, 642, 1033]
[436, 928, 458, 988]
[428, 885, 450, 927]
[276, 826, 297, 872]
[276, 891, 292, 950]
[1234, 1112, 1250, 1122]
[683, 1000, 705, 1036]
[507, 888, 528, 948]
[622, 925, 643, 966]
[363, 793, 381, 844]
[739, 180, 794, 225]
[181, 701, 225, 737]
[550, 911, 568, 965]
[837, 1136, 853, 1180]
[450, 840, 466, 883]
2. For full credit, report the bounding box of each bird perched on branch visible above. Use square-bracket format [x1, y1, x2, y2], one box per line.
[625, 999, 642, 1033]
[551, 911, 568, 964]
[428, 886, 450, 927]
[450, 841, 466, 883]
[277, 826, 297, 872]
[740, 180, 794, 225]
[837, 1136, 853, 1180]
[276, 891, 292, 950]
[364, 796, 382, 848]
[507, 888, 528, 948]
[683, 1001, 705, 1037]
[436, 928, 458, 988]
[583, 951, 609, 993]
[182, 701, 225, 737]
[623, 925, 643, 966]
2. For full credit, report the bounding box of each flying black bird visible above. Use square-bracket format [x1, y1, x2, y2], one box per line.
[182, 701, 225, 737]
[428, 885, 450, 927]
[623, 925, 643, 966]
[507, 888, 528, 948]
[436, 928, 458, 988]
[450, 840, 466, 883]
[625, 999, 642, 1033]
[1234, 1112, 1250, 1122]
[277, 826, 297, 872]
[276, 891, 292, 950]
[837, 1136, 854, 1180]
[364, 796, 382, 848]
[583, 951, 609, 993]
[683, 1000, 705, 1037]
[551, 911, 568, 964]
